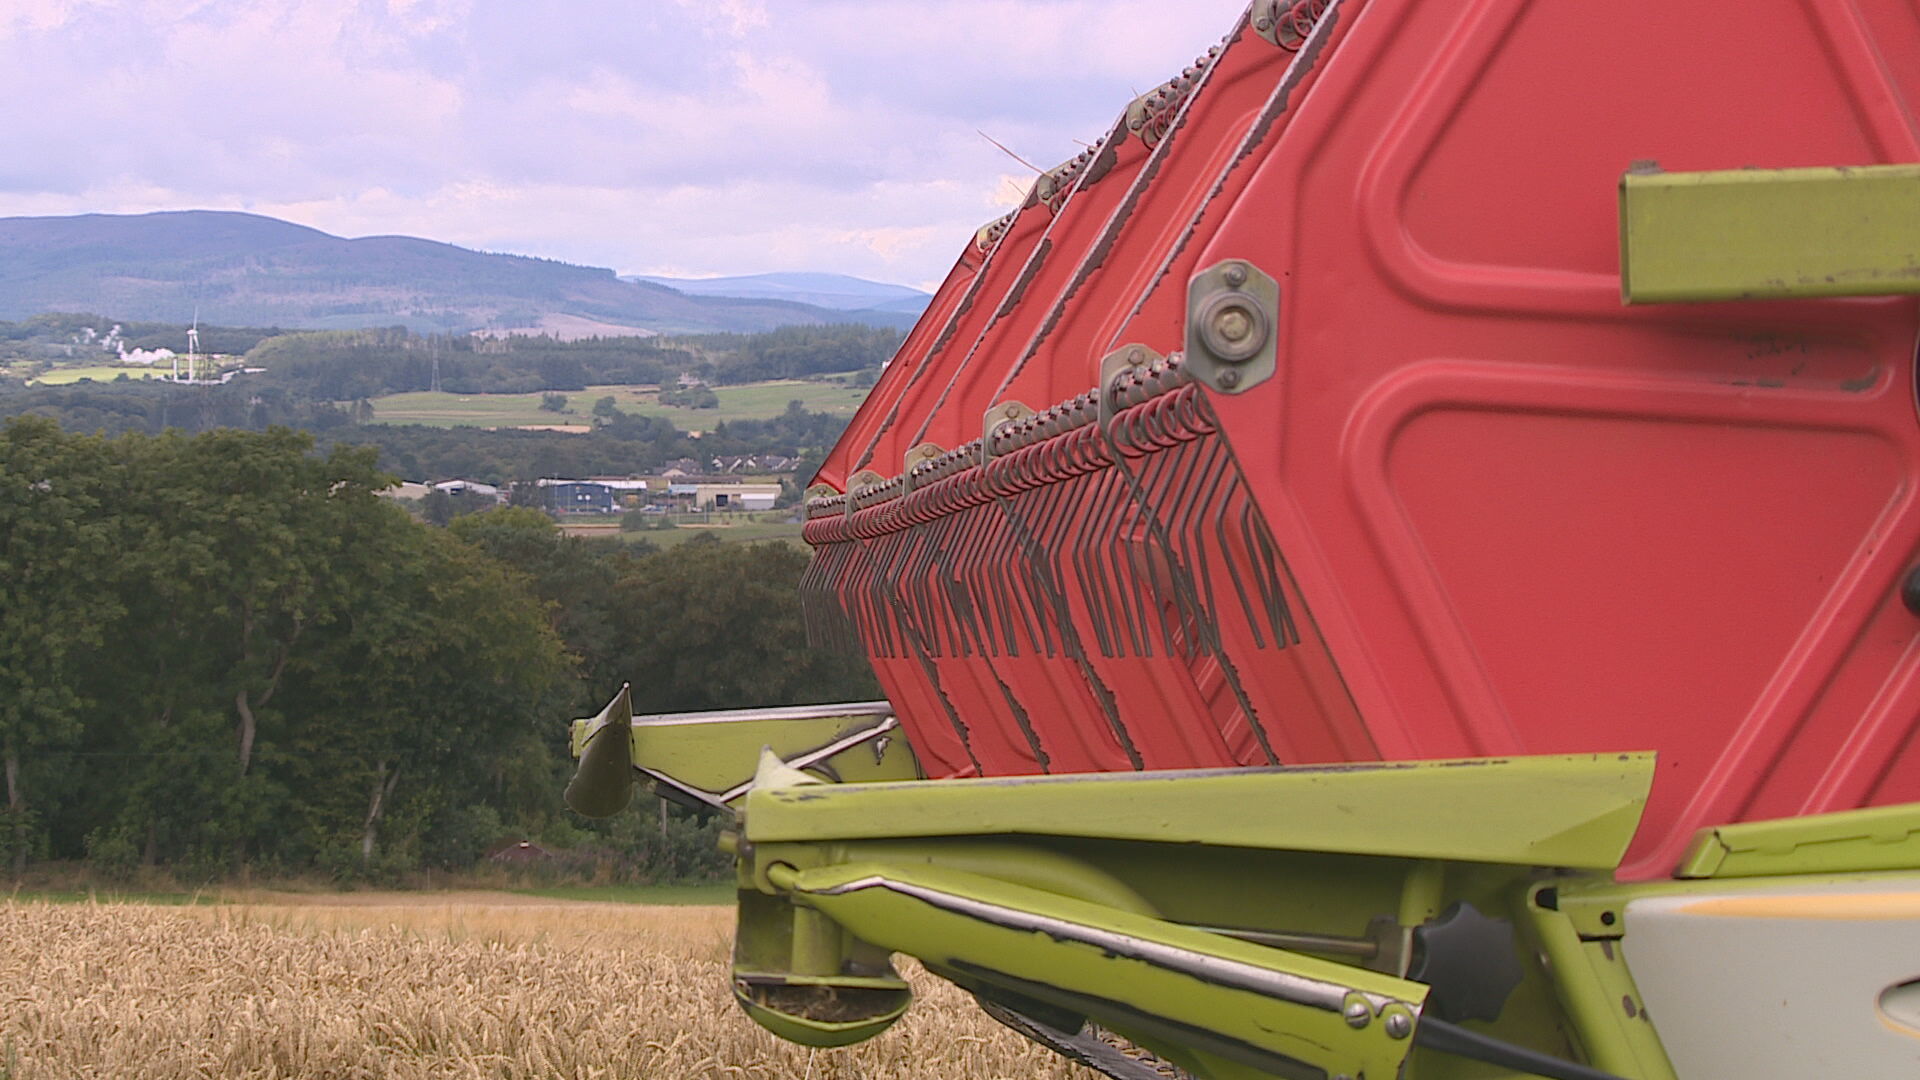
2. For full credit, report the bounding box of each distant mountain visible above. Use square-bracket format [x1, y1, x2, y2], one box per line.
[0, 211, 918, 336]
[628, 271, 931, 317]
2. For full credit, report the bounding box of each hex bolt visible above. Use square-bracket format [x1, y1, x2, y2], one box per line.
[1223, 263, 1248, 287]
[1343, 1000, 1371, 1029]
[1255, 15, 1274, 31]
[1217, 369, 1241, 389]
[1213, 306, 1253, 345]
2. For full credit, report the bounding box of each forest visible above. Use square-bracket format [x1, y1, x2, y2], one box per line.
[0, 416, 878, 881]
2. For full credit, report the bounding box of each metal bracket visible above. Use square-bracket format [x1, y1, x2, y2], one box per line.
[1250, 0, 1289, 45]
[804, 482, 838, 501]
[845, 470, 886, 518]
[1185, 259, 1279, 395]
[901, 443, 944, 493]
[981, 401, 1035, 463]
[1097, 344, 1163, 428]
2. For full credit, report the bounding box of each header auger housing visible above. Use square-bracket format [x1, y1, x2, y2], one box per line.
[571, 1, 1920, 1077]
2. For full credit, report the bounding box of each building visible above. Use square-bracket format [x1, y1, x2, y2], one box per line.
[667, 481, 781, 511]
[431, 479, 504, 501]
[538, 477, 646, 512]
[378, 481, 433, 501]
[545, 481, 615, 514]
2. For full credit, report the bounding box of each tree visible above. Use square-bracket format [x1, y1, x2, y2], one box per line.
[540, 393, 568, 413]
[449, 508, 627, 708]
[286, 516, 571, 868]
[609, 539, 878, 714]
[0, 418, 120, 874]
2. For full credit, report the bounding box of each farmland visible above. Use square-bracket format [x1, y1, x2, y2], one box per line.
[13, 364, 170, 384]
[368, 378, 871, 431]
[0, 893, 1091, 1080]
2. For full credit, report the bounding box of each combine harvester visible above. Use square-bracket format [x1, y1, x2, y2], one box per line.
[568, 1, 1920, 1076]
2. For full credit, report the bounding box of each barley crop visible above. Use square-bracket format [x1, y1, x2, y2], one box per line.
[0, 897, 1094, 1080]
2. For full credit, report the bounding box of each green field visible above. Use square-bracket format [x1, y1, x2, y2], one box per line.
[367, 378, 870, 430]
[619, 519, 807, 549]
[18, 365, 169, 385]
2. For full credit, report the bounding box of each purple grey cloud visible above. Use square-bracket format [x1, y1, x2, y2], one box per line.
[0, 0, 1250, 288]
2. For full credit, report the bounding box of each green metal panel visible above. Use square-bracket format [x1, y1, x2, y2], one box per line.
[565, 698, 921, 814]
[773, 859, 1428, 1080]
[1524, 883, 1680, 1080]
[1619, 163, 1920, 303]
[744, 753, 1655, 869]
[1676, 801, 1920, 878]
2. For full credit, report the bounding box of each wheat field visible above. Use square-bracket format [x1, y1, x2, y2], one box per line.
[0, 894, 1095, 1080]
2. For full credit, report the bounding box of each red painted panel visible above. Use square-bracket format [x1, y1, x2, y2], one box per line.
[806, 0, 1920, 879]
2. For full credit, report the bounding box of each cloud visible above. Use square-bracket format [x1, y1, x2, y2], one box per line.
[0, 0, 1250, 285]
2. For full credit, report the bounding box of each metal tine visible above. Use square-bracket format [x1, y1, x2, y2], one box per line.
[895, 511, 936, 654]
[946, 501, 989, 657]
[1020, 470, 1074, 659]
[1104, 401, 1222, 662]
[941, 496, 977, 657]
[1093, 420, 1156, 658]
[1159, 415, 1225, 656]
[1207, 455, 1273, 649]
[906, 513, 951, 657]
[981, 481, 1022, 656]
[1088, 462, 1143, 656]
[810, 544, 862, 654]
[1109, 418, 1168, 658]
[997, 485, 1055, 658]
[1132, 426, 1197, 658]
[988, 478, 1048, 657]
[826, 540, 871, 654]
[954, 497, 998, 657]
[1181, 435, 1246, 648]
[850, 536, 893, 658]
[858, 536, 897, 658]
[918, 513, 963, 657]
[871, 522, 906, 645]
[1045, 450, 1104, 662]
[1066, 465, 1117, 657]
[991, 500, 1038, 658]
[1008, 485, 1060, 657]
[876, 526, 920, 658]
[1244, 497, 1300, 646]
[1153, 432, 1213, 658]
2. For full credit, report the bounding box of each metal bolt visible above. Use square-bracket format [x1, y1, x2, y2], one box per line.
[1217, 369, 1240, 390]
[1255, 15, 1273, 31]
[1385, 1012, 1412, 1039]
[1343, 1001, 1371, 1029]
[1127, 346, 1146, 366]
[1223, 263, 1248, 287]
[1003, 404, 1019, 419]
[1213, 306, 1253, 344]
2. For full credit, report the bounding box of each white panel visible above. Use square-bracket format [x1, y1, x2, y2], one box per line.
[1623, 879, 1920, 1080]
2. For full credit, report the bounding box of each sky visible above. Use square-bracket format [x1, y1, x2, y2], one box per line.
[0, 0, 1250, 291]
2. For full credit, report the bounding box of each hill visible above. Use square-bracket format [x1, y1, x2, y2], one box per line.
[0, 211, 918, 336]
[628, 271, 930, 317]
